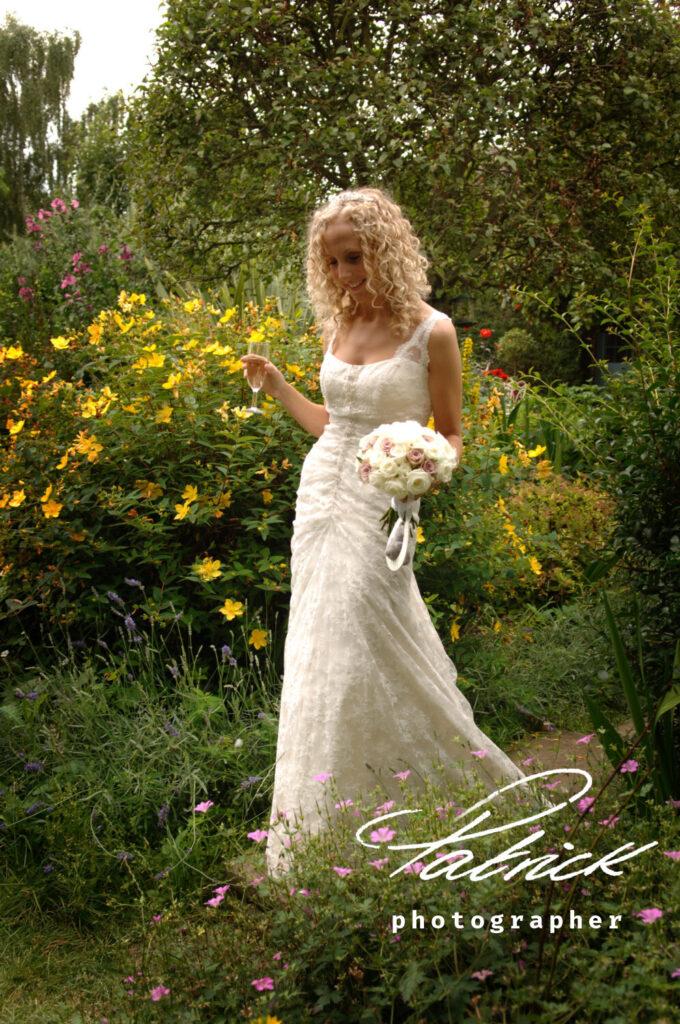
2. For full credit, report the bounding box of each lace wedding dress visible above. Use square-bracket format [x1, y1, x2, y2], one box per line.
[265, 310, 523, 875]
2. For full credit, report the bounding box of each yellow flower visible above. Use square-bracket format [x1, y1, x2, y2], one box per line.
[9, 489, 26, 507]
[194, 557, 222, 581]
[56, 453, 69, 470]
[69, 531, 86, 541]
[219, 308, 236, 323]
[529, 556, 542, 575]
[182, 484, 199, 503]
[50, 336, 70, 350]
[498, 454, 509, 475]
[72, 432, 103, 462]
[42, 370, 57, 383]
[6, 346, 24, 359]
[135, 479, 163, 499]
[249, 329, 265, 344]
[262, 489, 274, 505]
[7, 419, 24, 435]
[249, 628, 268, 650]
[173, 502, 191, 520]
[183, 298, 202, 313]
[132, 351, 165, 371]
[216, 490, 232, 509]
[40, 484, 53, 503]
[450, 620, 461, 643]
[427, 416, 435, 430]
[416, 525, 425, 544]
[286, 363, 304, 377]
[42, 498, 63, 518]
[155, 404, 173, 424]
[123, 403, 139, 413]
[162, 372, 182, 389]
[183, 338, 199, 351]
[114, 313, 135, 334]
[232, 407, 254, 419]
[219, 599, 244, 620]
[528, 445, 547, 458]
[493, 620, 501, 633]
[0, 493, 9, 508]
[536, 458, 552, 480]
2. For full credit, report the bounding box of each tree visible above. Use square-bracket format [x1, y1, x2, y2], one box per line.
[129, 0, 680, 309]
[0, 15, 79, 242]
[65, 93, 130, 215]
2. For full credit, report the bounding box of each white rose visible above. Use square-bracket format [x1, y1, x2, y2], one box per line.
[406, 468, 433, 496]
[383, 478, 409, 499]
[379, 458, 401, 479]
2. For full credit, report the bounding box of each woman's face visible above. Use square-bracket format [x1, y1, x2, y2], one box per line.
[322, 216, 369, 299]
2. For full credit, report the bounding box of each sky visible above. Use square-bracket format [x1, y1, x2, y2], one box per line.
[1, 0, 167, 117]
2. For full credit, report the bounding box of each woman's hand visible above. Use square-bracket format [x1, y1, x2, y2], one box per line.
[240, 354, 287, 400]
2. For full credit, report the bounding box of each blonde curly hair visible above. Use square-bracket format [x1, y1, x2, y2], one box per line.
[306, 187, 431, 339]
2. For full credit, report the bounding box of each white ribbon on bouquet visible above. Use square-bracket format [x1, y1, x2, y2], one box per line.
[385, 497, 420, 572]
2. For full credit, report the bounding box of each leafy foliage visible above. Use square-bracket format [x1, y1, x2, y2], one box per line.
[129, 0, 680, 309]
[0, 16, 79, 241]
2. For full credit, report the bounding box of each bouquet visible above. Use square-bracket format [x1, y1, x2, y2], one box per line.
[357, 420, 458, 570]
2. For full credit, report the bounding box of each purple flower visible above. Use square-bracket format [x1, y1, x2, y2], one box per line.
[119, 244, 133, 262]
[635, 908, 663, 923]
[370, 827, 396, 843]
[117, 851, 134, 863]
[107, 591, 124, 606]
[251, 977, 274, 992]
[165, 722, 179, 737]
[24, 762, 44, 773]
[157, 804, 169, 828]
[194, 801, 214, 813]
[124, 614, 137, 632]
[43, 863, 54, 873]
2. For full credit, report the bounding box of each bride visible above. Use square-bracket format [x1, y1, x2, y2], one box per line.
[241, 187, 523, 876]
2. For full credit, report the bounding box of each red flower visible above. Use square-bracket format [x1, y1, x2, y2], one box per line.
[482, 368, 510, 380]
[480, 328, 492, 339]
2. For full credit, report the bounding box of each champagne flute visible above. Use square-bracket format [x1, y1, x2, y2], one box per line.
[245, 338, 270, 413]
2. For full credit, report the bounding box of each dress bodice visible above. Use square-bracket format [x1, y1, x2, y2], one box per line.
[319, 310, 450, 437]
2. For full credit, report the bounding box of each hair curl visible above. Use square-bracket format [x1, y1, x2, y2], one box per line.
[306, 187, 431, 339]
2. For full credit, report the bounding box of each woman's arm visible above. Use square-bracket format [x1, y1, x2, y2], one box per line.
[427, 318, 463, 465]
[241, 328, 331, 439]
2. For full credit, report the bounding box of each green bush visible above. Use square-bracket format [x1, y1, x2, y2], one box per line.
[496, 326, 583, 384]
[0, 622, 279, 922]
[0, 197, 152, 349]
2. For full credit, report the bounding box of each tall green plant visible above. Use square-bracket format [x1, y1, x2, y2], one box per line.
[585, 593, 680, 806]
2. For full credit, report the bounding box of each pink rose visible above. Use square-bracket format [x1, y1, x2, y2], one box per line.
[407, 448, 424, 465]
[380, 437, 393, 453]
[359, 460, 372, 482]
[422, 460, 437, 475]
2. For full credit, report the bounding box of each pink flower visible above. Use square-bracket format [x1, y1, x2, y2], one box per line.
[403, 861, 424, 874]
[671, 967, 680, 978]
[407, 448, 424, 464]
[72, 251, 83, 266]
[635, 908, 663, 923]
[150, 984, 170, 1001]
[621, 759, 639, 773]
[213, 884, 231, 896]
[247, 829, 269, 841]
[313, 772, 333, 783]
[598, 816, 620, 827]
[335, 799, 354, 809]
[370, 827, 396, 842]
[522, 757, 535, 766]
[51, 197, 67, 212]
[422, 459, 437, 474]
[250, 876, 265, 885]
[333, 866, 353, 877]
[358, 460, 372, 482]
[577, 797, 595, 814]
[376, 800, 395, 813]
[576, 733, 595, 744]
[471, 969, 493, 980]
[380, 438, 394, 453]
[663, 851, 680, 860]
[471, 749, 488, 758]
[393, 770, 411, 780]
[251, 977, 274, 991]
[71, 198, 80, 208]
[369, 858, 389, 869]
[194, 800, 214, 813]
[98, 244, 110, 255]
[667, 797, 680, 808]
[61, 273, 77, 289]
[204, 894, 224, 907]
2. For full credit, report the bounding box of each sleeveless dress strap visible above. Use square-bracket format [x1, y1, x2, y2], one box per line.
[400, 310, 450, 367]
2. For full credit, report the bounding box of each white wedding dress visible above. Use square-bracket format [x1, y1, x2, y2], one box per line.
[265, 310, 523, 875]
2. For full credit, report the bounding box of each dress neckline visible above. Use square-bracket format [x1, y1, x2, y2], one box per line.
[327, 310, 441, 368]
